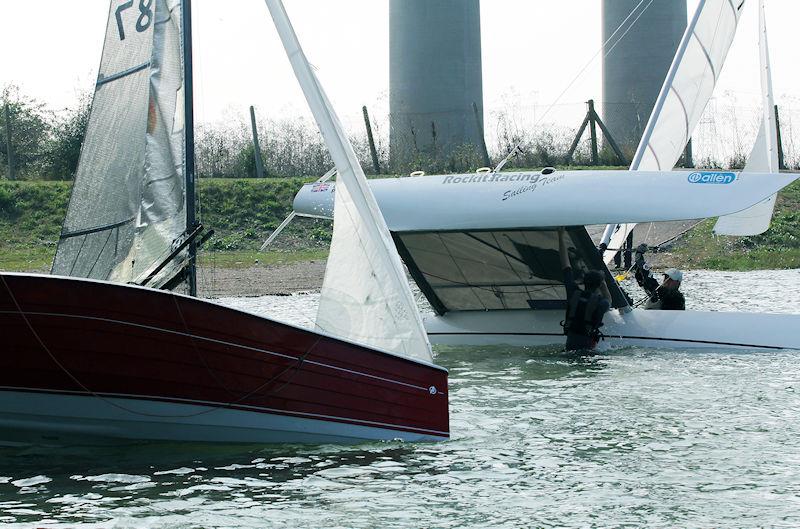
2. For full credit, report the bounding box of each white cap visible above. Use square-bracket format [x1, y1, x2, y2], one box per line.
[664, 268, 683, 282]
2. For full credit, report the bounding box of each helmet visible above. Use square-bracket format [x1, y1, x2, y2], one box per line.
[664, 268, 683, 282]
[583, 270, 604, 290]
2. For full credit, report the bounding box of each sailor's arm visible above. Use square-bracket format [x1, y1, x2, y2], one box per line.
[558, 228, 578, 297]
[633, 244, 659, 297]
[599, 277, 612, 305]
[558, 228, 570, 270]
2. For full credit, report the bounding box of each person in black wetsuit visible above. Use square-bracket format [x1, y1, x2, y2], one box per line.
[633, 244, 685, 310]
[558, 229, 611, 352]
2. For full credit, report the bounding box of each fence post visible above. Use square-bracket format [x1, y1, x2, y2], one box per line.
[587, 100, 599, 165]
[590, 106, 628, 166]
[249, 105, 265, 178]
[4, 105, 14, 180]
[567, 98, 629, 166]
[774, 105, 786, 170]
[362, 105, 381, 174]
[565, 114, 590, 165]
[472, 101, 491, 167]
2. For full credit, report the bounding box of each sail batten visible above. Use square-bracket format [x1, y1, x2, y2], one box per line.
[53, 0, 155, 280]
[60, 217, 136, 240]
[695, 34, 717, 80]
[97, 62, 152, 87]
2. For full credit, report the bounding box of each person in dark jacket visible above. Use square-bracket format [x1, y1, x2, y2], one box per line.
[558, 229, 611, 351]
[633, 244, 685, 310]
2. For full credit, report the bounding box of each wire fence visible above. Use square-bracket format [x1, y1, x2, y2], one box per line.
[3, 89, 799, 181]
[190, 92, 800, 179]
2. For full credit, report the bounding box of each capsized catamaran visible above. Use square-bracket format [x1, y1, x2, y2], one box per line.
[289, 1, 799, 351]
[0, 0, 448, 446]
[293, 166, 799, 350]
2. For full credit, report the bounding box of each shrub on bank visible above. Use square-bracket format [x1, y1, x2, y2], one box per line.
[0, 178, 331, 271]
[1, 177, 798, 272]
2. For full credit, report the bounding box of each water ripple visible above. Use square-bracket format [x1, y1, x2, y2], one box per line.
[1, 271, 799, 527]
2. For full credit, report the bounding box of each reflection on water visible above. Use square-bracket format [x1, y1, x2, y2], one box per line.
[1, 271, 799, 527]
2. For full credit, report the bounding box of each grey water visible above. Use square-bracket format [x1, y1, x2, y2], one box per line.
[1, 270, 799, 528]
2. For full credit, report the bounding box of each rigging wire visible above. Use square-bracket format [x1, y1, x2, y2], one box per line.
[493, 0, 655, 172]
[603, 220, 705, 253]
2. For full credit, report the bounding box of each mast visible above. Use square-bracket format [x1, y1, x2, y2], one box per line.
[182, 0, 198, 296]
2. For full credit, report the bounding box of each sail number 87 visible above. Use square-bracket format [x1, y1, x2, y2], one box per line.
[115, 0, 153, 41]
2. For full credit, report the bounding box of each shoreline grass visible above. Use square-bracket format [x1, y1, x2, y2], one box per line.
[2, 177, 798, 273]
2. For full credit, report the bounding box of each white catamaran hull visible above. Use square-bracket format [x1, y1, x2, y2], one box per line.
[424, 309, 800, 351]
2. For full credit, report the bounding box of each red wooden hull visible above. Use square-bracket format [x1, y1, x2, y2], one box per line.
[0, 273, 449, 444]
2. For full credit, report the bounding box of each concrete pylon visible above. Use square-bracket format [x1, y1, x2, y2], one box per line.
[602, 0, 687, 153]
[389, 0, 484, 170]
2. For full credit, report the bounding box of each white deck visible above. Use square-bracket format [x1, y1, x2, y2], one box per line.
[293, 170, 798, 231]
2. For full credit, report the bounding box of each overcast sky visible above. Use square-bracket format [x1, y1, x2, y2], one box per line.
[1, 0, 798, 133]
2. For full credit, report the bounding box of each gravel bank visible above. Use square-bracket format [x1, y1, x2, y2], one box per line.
[198, 260, 326, 298]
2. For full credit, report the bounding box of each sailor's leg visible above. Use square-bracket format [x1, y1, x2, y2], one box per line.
[624, 230, 634, 269]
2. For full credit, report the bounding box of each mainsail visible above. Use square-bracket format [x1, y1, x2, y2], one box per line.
[117, 0, 189, 288]
[713, 0, 778, 236]
[263, 0, 433, 363]
[601, 0, 746, 263]
[53, 0, 188, 289]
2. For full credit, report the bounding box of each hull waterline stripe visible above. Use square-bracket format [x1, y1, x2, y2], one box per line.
[0, 311, 442, 394]
[427, 331, 787, 350]
[0, 386, 449, 437]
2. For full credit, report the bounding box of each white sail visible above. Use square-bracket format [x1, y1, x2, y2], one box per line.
[53, 0, 155, 280]
[115, 0, 188, 288]
[54, 0, 188, 288]
[263, 0, 433, 362]
[602, 0, 746, 263]
[713, 0, 778, 236]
